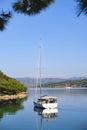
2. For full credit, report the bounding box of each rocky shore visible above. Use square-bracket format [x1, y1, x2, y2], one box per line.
[0, 92, 27, 100]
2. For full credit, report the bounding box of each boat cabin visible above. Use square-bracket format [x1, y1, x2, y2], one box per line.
[38, 96, 57, 104]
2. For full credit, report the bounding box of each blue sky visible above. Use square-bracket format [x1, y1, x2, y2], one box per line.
[0, 0, 87, 78]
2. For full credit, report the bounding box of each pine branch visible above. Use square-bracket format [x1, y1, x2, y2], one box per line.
[0, 10, 12, 31]
[76, 0, 87, 16]
[13, 0, 55, 15]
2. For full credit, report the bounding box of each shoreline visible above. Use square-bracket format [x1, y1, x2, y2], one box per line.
[0, 92, 27, 100]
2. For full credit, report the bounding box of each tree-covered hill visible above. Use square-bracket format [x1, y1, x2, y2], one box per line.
[0, 71, 27, 95]
[42, 78, 87, 88]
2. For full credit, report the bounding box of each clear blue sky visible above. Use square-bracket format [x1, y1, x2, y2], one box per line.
[0, 0, 87, 78]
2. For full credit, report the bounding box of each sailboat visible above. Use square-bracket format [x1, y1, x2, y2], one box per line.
[33, 42, 58, 109]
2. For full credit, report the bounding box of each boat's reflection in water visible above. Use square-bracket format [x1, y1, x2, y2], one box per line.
[34, 107, 58, 130]
[34, 107, 58, 120]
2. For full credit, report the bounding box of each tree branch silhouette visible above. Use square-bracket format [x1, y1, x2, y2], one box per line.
[13, 0, 55, 15]
[76, 0, 87, 16]
[0, 10, 11, 31]
[0, 0, 87, 31]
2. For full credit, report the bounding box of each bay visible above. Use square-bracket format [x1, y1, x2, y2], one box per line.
[0, 88, 87, 130]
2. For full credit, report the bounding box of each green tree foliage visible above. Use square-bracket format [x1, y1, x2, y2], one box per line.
[0, 0, 55, 31]
[42, 78, 87, 88]
[0, 0, 87, 31]
[13, 0, 55, 15]
[0, 71, 27, 95]
[0, 10, 11, 31]
[76, 0, 87, 16]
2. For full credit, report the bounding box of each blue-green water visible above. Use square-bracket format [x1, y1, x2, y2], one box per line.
[0, 88, 87, 130]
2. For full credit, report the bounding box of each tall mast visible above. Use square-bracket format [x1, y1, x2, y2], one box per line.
[39, 39, 42, 97]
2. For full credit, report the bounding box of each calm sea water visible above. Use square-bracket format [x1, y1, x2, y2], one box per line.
[0, 88, 87, 130]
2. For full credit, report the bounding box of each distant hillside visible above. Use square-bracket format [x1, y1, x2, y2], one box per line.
[0, 71, 27, 95]
[16, 77, 66, 87]
[16, 78, 36, 87]
[42, 78, 87, 88]
[16, 77, 86, 88]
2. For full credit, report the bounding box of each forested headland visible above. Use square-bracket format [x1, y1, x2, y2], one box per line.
[0, 71, 27, 96]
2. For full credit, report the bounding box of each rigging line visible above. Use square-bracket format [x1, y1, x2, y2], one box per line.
[39, 40, 42, 97]
[34, 44, 40, 99]
[35, 40, 43, 98]
[39, 38, 43, 97]
[35, 69, 39, 99]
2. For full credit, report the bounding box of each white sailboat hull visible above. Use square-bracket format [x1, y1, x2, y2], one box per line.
[34, 96, 58, 109]
[34, 101, 58, 109]
[43, 103, 58, 109]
